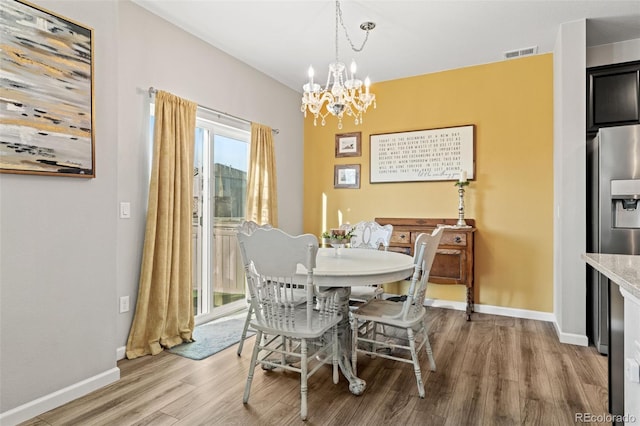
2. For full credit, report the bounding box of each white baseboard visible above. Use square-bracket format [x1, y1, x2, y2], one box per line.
[0, 367, 120, 426]
[553, 321, 589, 346]
[422, 298, 468, 312]
[116, 346, 126, 361]
[422, 297, 589, 347]
[423, 298, 556, 322]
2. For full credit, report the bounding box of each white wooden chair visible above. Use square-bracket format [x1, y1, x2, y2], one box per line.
[238, 227, 341, 421]
[343, 221, 393, 302]
[236, 220, 273, 356]
[350, 227, 443, 398]
[346, 221, 393, 251]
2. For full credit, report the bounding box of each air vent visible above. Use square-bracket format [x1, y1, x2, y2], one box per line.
[503, 46, 538, 60]
[504, 50, 520, 59]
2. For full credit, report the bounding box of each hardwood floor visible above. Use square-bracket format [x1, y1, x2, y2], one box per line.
[20, 308, 609, 426]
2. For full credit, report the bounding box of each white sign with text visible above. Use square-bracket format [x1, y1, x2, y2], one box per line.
[370, 125, 475, 183]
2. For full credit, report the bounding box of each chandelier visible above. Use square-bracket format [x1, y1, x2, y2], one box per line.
[301, 0, 376, 129]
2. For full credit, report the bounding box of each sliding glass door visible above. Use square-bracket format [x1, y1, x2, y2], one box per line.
[192, 116, 250, 324]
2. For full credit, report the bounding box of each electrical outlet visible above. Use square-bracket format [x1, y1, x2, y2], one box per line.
[119, 296, 130, 313]
[626, 358, 640, 383]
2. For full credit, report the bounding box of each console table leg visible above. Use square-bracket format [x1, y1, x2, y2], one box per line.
[466, 287, 473, 321]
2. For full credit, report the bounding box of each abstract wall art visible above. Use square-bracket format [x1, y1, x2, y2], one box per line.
[0, 0, 94, 177]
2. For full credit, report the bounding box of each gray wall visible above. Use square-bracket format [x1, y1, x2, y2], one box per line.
[553, 20, 588, 344]
[553, 28, 640, 343]
[1, 0, 303, 422]
[0, 0, 119, 417]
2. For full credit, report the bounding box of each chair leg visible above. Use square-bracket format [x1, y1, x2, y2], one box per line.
[243, 330, 262, 404]
[281, 335, 287, 366]
[300, 338, 308, 421]
[237, 304, 253, 356]
[407, 328, 425, 398]
[370, 321, 378, 357]
[333, 326, 339, 385]
[422, 318, 436, 372]
[351, 316, 358, 375]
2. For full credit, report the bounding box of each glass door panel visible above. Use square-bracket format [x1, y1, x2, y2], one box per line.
[192, 120, 249, 324]
[211, 134, 248, 309]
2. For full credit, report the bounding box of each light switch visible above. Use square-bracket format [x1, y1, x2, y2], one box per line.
[120, 202, 131, 219]
[119, 296, 130, 313]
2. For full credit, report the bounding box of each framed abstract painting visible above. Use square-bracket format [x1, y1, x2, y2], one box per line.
[0, 0, 95, 177]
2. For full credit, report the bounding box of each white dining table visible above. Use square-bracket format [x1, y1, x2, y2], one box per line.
[297, 247, 415, 395]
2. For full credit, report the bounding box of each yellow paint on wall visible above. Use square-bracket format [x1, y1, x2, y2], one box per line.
[303, 55, 554, 313]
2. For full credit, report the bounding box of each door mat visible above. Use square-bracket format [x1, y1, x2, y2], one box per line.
[168, 315, 254, 360]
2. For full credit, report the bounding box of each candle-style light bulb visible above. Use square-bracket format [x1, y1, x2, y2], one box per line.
[308, 66, 314, 89]
[364, 77, 370, 94]
[350, 60, 357, 79]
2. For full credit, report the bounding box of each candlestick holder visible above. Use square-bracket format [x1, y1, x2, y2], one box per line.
[454, 181, 471, 228]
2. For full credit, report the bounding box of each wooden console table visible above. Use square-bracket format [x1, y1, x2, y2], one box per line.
[375, 218, 476, 320]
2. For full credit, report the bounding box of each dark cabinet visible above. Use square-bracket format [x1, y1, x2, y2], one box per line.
[587, 61, 640, 134]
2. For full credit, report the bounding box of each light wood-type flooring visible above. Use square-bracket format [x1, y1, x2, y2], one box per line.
[20, 308, 609, 426]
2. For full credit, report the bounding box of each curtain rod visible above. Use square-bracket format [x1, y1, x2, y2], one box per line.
[148, 87, 279, 134]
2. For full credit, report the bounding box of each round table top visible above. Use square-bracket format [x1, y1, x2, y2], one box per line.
[297, 248, 415, 287]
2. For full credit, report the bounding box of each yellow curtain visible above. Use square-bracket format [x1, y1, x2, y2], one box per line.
[247, 123, 278, 226]
[126, 91, 197, 359]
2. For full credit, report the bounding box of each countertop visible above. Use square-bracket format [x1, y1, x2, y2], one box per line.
[582, 253, 640, 301]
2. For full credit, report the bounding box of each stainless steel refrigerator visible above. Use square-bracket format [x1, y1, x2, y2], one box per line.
[586, 123, 640, 420]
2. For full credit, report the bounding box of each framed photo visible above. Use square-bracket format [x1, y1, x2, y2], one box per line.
[0, 0, 95, 177]
[334, 164, 360, 189]
[335, 132, 361, 158]
[370, 125, 475, 183]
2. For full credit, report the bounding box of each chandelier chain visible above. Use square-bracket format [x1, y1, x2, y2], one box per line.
[336, 0, 371, 55]
[334, 1, 339, 61]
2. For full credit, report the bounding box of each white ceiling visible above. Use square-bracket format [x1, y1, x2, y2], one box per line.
[132, 1, 640, 92]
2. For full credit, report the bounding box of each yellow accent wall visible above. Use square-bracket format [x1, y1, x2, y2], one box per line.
[303, 54, 554, 313]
